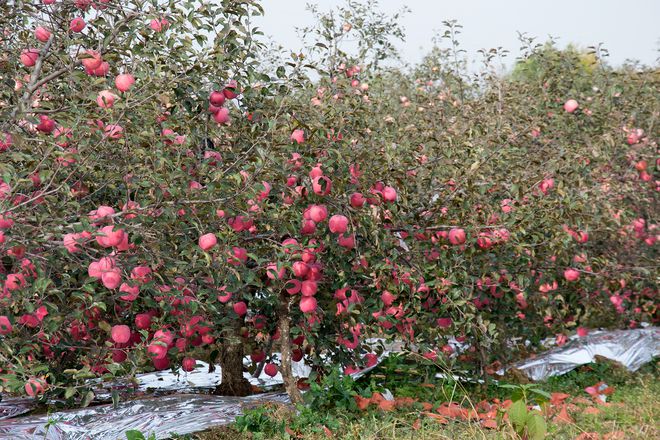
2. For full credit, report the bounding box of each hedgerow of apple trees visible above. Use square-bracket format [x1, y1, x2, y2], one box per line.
[0, 0, 657, 405]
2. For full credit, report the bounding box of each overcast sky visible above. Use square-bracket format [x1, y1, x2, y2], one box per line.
[254, 0, 660, 70]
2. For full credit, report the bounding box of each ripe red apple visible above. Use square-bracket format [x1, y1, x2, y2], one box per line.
[563, 99, 578, 113]
[250, 350, 266, 363]
[69, 17, 86, 32]
[291, 129, 305, 144]
[80, 52, 103, 73]
[96, 90, 118, 108]
[104, 124, 123, 139]
[213, 107, 230, 124]
[266, 263, 286, 280]
[111, 324, 131, 343]
[36, 115, 55, 133]
[209, 91, 225, 107]
[20, 49, 39, 67]
[147, 342, 168, 360]
[233, 301, 247, 316]
[301, 280, 318, 296]
[135, 313, 152, 330]
[299, 296, 317, 313]
[182, 357, 196, 372]
[350, 192, 366, 208]
[337, 233, 355, 249]
[382, 186, 397, 202]
[563, 268, 580, 282]
[328, 214, 349, 234]
[0, 315, 12, 334]
[35, 27, 51, 42]
[292, 261, 309, 278]
[96, 225, 125, 247]
[87, 61, 109, 77]
[312, 176, 332, 195]
[264, 363, 278, 377]
[198, 233, 217, 251]
[448, 228, 466, 245]
[381, 291, 395, 306]
[307, 204, 328, 223]
[292, 348, 303, 362]
[223, 80, 238, 99]
[436, 318, 452, 328]
[115, 74, 135, 92]
[101, 268, 122, 289]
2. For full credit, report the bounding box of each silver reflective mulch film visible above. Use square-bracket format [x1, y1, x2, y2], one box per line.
[0, 328, 657, 439]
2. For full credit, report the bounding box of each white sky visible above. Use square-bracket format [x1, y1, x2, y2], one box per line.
[254, 0, 660, 69]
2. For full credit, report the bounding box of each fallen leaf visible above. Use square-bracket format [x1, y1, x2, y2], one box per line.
[421, 402, 433, 411]
[550, 392, 571, 406]
[378, 399, 396, 411]
[574, 433, 600, 440]
[553, 405, 574, 424]
[412, 418, 422, 430]
[481, 419, 498, 429]
[583, 406, 601, 415]
[394, 396, 417, 408]
[476, 400, 492, 412]
[322, 425, 333, 438]
[422, 412, 448, 424]
[436, 402, 465, 419]
[354, 395, 370, 411]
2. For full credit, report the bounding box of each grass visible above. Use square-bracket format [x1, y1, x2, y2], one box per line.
[180, 358, 659, 440]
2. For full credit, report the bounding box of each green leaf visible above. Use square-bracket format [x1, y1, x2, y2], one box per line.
[508, 399, 528, 428]
[81, 390, 95, 407]
[526, 413, 547, 440]
[125, 430, 146, 440]
[64, 387, 77, 399]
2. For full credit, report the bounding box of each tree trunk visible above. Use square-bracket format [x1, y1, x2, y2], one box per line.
[213, 319, 252, 396]
[278, 295, 304, 404]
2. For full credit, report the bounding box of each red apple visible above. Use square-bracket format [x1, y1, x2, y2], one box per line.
[69, 17, 86, 32]
[96, 90, 118, 108]
[233, 301, 247, 316]
[213, 107, 230, 124]
[563, 99, 578, 113]
[111, 324, 131, 343]
[328, 214, 349, 234]
[35, 27, 51, 42]
[350, 192, 366, 208]
[198, 233, 217, 251]
[209, 91, 225, 107]
[291, 129, 305, 144]
[0, 315, 12, 335]
[563, 268, 580, 282]
[182, 357, 196, 372]
[299, 296, 317, 313]
[448, 228, 466, 245]
[264, 363, 278, 377]
[115, 74, 135, 92]
[20, 49, 40, 67]
[382, 186, 397, 202]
